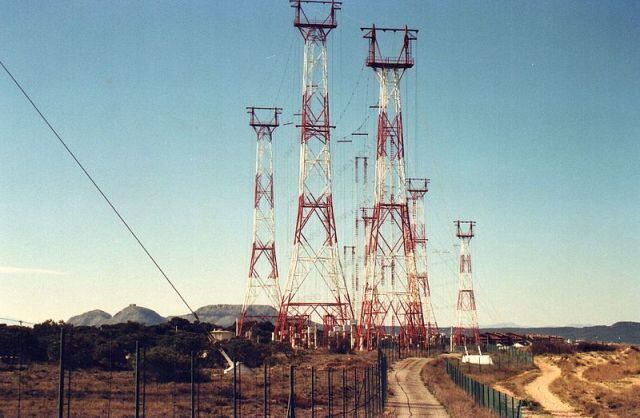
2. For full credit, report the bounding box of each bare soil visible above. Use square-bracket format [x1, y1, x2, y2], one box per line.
[549, 347, 640, 417]
[526, 357, 585, 417]
[489, 346, 640, 417]
[384, 357, 448, 417]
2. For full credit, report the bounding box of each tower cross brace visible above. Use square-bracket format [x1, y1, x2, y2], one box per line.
[239, 107, 283, 336]
[454, 220, 480, 346]
[357, 25, 425, 350]
[276, 0, 353, 348]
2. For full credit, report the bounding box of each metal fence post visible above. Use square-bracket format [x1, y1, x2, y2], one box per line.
[142, 345, 147, 418]
[67, 342, 72, 418]
[371, 364, 380, 411]
[17, 331, 23, 418]
[311, 366, 316, 417]
[135, 341, 140, 418]
[238, 360, 242, 416]
[383, 354, 387, 409]
[264, 364, 268, 418]
[366, 366, 371, 417]
[233, 360, 237, 418]
[288, 365, 295, 418]
[342, 368, 346, 417]
[328, 367, 332, 416]
[363, 366, 367, 417]
[374, 364, 379, 414]
[190, 351, 195, 418]
[57, 327, 65, 418]
[354, 368, 358, 415]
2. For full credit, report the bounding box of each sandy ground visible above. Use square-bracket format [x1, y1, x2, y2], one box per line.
[385, 358, 449, 417]
[525, 357, 586, 418]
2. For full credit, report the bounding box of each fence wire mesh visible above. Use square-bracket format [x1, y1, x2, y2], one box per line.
[445, 359, 522, 418]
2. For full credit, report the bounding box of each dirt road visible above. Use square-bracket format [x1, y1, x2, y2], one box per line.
[524, 357, 584, 417]
[385, 358, 449, 417]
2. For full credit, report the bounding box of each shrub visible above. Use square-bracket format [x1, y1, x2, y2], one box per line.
[531, 340, 576, 355]
[144, 346, 206, 382]
[576, 341, 616, 352]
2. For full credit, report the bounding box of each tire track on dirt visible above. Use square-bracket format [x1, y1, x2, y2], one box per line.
[525, 357, 585, 417]
[385, 358, 449, 417]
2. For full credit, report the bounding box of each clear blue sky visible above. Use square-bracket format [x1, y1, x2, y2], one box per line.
[1, 1, 638, 327]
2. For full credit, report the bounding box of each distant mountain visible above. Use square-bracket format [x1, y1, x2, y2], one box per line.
[483, 321, 640, 345]
[66, 304, 277, 328]
[102, 304, 166, 326]
[481, 322, 522, 329]
[67, 309, 112, 326]
[174, 304, 277, 327]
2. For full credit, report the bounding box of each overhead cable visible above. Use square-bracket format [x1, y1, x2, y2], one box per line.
[0, 60, 200, 322]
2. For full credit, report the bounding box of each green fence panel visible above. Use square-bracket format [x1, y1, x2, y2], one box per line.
[445, 359, 522, 418]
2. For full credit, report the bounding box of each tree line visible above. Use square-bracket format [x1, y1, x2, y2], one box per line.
[0, 318, 289, 382]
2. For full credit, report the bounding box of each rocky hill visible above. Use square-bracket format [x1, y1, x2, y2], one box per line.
[66, 304, 277, 328]
[67, 309, 112, 326]
[174, 304, 277, 327]
[68, 305, 166, 326]
[102, 304, 166, 326]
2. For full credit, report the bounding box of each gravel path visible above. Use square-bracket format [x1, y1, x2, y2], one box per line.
[385, 357, 449, 417]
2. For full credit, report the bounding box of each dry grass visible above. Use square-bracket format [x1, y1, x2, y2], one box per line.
[0, 351, 379, 417]
[420, 357, 494, 418]
[496, 367, 541, 411]
[582, 346, 640, 383]
[548, 346, 640, 417]
[463, 359, 535, 386]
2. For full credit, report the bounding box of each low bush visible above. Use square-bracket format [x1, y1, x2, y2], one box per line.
[530, 340, 576, 355]
[576, 341, 615, 352]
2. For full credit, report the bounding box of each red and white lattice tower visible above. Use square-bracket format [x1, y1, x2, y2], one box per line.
[239, 107, 283, 336]
[353, 156, 369, 321]
[454, 220, 480, 346]
[406, 178, 439, 341]
[276, 0, 353, 347]
[357, 26, 425, 350]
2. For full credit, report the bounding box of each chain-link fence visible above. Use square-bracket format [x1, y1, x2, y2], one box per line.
[484, 344, 533, 366]
[445, 359, 522, 418]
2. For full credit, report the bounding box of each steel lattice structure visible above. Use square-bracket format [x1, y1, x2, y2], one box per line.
[357, 26, 425, 350]
[454, 220, 480, 346]
[276, 0, 353, 347]
[353, 156, 369, 323]
[407, 178, 439, 341]
[239, 107, 283, 336]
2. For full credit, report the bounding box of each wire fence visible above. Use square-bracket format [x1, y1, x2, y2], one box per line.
[484, 344, 533, 366]
[377, 339, 448, 363]
[0, 329, 391, 417]
[445, 359, 522, 418]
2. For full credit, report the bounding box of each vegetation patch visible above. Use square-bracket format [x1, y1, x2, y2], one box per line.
[421, 357, 494, 418]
